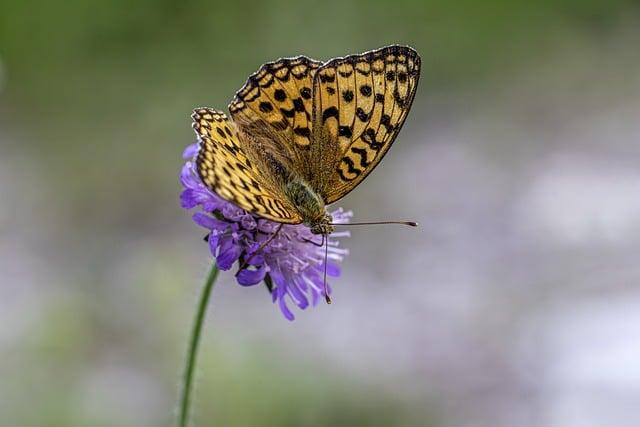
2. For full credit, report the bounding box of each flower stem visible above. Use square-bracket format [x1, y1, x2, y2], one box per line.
[178, 262, 219, 427]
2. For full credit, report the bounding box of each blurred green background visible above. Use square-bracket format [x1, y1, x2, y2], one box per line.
[2, 1, 640, 426]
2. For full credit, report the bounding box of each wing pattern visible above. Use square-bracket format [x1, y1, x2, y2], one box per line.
[313, 45, 420, 203]
[192, 108, 301, 223]
[229, 56, 323, 148]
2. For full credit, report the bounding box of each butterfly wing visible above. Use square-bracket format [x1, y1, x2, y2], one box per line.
[229, 56, 323, 154]
[311, 45, 421, 204]
[192, 108, 302, 223]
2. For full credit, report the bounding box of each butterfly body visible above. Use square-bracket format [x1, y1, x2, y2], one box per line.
[284, 179, 334, 234]
[193, 45, 420, 236]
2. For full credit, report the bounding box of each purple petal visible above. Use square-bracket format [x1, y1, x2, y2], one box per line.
[270, 268, 286, 289]
[242, 242, 265, 266]
[287, 278, 309, 309]
[310, 286, 321, 306]
[247, 253, 264, 266]
[257, 220, 278, 234]
[207, 232, 220, 257]
[315, 262, 341, 277]
[220, 203, 242, 220]
[202, 199, 220, 212]
[278, 296, 295, 321]
[192, 212, 227, 231]
[180, 190, 198, 209]
[237, 265, 267, 286]
[180, 163, 199, 188]
[240, 214, 256, 230]
[326, 262, 341, 277]
[182, 142, 200, 159]
[217, 235, 242, 270]
[181, 189, 216, 209]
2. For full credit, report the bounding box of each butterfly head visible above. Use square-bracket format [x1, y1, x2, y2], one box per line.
[308, 213, 335, 235]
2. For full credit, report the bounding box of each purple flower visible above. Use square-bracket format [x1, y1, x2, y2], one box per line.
[180, 143, 351, 320]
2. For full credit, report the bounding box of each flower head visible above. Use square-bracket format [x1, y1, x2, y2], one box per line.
[180, 143, 351, 320]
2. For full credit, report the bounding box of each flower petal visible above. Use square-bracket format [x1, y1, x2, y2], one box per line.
[182, 142, 200, 159]
[222, 204, 244, 221]
[277, 294, 295, 321]
[237, 265, 267, 286]
[208, 232, 220, 257]
[325, 262, 341, 277]
[192, 212, 227, 231]
[240, 214, 256, 230]
[287, 278, 309, 309]
[217, 235, 242, 270]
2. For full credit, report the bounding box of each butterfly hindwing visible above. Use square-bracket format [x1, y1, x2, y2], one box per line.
[312, 45, 420, 204]
[192, 108, 301, 223]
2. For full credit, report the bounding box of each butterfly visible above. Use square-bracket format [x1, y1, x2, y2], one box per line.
[192, 45, 420, 236]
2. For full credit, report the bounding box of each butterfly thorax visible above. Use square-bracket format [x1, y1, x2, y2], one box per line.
[285, 179, 334, 235]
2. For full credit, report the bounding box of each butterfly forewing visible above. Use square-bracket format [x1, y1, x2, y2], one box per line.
[193, 108, 302, 223]
[312, 45, 420, 204]
[229, 56, 323, 149]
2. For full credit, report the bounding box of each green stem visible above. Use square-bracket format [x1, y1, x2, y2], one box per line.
[178, 262, 219, 427]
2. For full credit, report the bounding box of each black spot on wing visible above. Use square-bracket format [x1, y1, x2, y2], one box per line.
[274, 89, 286, 101]
[393, 88, 406, 108]
[355, 107, 369, 122]
[322, 106, 339, 123]
[380, 114, 394, 132]
[338, 157, 361, 181]
[300, 87, 312, 99]
[350, 147, 372, 168]
[280, 107, 295, 118]
[293, 98, 305, 112]
[294, 127, 311, 137]
[259, 101, 273, 112]
[338, 125, 353, 138]
[319, 73, 335, 83]
[362, 128, 383, 150]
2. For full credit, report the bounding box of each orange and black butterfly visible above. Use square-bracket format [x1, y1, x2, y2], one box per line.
[192, 45, 420, 236]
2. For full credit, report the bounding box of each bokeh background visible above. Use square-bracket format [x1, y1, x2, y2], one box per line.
[2, 1, 640, 426]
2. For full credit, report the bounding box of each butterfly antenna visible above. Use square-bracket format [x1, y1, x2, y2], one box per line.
[323, 234, 331, 304]
[331, 220, 418, 227]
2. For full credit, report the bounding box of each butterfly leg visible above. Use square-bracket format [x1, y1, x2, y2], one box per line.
[302, 236, 324, 247]
[236, 223, 284, 274]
